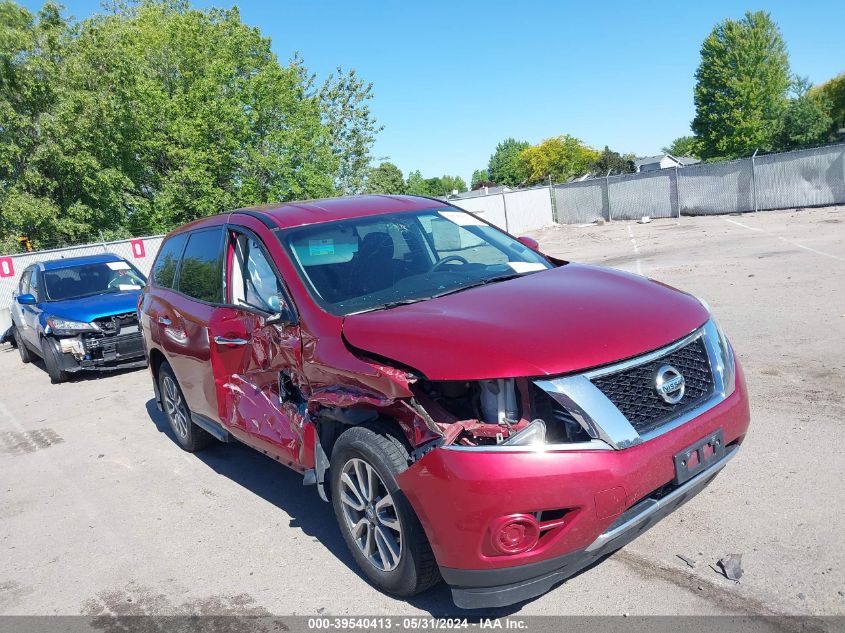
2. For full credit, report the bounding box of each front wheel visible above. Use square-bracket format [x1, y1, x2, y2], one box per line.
[158, 362, 213, 452]
[330, 423, 440, 597]
[40, 337, 69, 384]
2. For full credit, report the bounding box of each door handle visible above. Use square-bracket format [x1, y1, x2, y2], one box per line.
[214, 336, 249, 346]
[158, 316, 172, 326]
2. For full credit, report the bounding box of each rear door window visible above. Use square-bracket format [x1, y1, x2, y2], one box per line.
[178, 228, 224, 303]
[151, 234, 188, 289]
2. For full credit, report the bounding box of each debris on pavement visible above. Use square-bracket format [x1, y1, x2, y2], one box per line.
[676, 554, 697, 568]
[715, 553, 744, 581]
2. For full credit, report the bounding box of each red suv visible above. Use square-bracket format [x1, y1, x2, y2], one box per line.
[139, 195, 749, 608]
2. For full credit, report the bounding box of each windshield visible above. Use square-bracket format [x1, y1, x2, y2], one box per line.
[44, 261, 147, 301]
[278, 208, 553, 316]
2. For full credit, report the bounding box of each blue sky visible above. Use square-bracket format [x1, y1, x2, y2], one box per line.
[20, 0, 845, 185]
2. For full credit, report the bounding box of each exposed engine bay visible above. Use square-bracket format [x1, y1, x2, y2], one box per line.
[411, 377, 591, 448]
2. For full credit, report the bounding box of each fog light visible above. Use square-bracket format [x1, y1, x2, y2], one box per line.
[489, 514, 540, 555]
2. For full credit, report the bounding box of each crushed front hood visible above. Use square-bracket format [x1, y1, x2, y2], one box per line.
[342, 264, 709, 380]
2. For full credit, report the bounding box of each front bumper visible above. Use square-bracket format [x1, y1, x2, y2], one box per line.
[444, 446, 736, 608]
[54, 331, 147, 373]
[396, 363, 750, 608]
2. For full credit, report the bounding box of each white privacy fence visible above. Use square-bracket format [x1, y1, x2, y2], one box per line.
[0, 235, 164, 334]
[447, 185, 557, 234]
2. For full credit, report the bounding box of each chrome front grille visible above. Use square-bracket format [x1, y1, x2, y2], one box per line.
[589, 336, 714, 435]
[533, 320, 735, 450]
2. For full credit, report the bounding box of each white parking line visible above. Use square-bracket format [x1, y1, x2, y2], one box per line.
[724, 218, 844, 262]
[627, 225, 644, 275]
[778, 236, 845, 262]
[724, 218, 763, 232]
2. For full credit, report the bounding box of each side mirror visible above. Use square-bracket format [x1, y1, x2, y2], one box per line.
[517, 236, 541, 252]
[16, 293, 36, 305]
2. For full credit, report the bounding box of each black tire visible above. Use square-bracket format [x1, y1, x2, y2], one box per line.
[40, 337, 69, 384]
[13, 327, 32, 364]
[330, 421, 440, 597]
[157, 362, 213, 452]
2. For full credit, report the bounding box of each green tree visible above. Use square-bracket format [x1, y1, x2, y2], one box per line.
[809, 72, 845, 139]
[518, 135, 599, 184]
[692, 11, 791, 160]
[317, 66, 382, 194]
[405, 170, 430, 196]
[487, 138, 530, 187]
[365, 162, 405, 194]
[589, 146, 634, 175]
[470, 168, 489, 188]
[775, 77, 832, 150]
[0, 0, 380, 252]
[662, 136, 700, 158]
[434, 175, 467, 196]
[403, 171, 466, 197]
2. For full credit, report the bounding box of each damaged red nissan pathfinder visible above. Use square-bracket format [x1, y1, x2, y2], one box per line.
[139, 195, 749, 608]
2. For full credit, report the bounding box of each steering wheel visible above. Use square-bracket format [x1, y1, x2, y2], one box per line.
[430, 255, 469, 272]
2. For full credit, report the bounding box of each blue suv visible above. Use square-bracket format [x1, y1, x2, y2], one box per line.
[11, 253, 148, 383]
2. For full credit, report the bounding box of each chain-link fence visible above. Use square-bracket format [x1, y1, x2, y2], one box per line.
[553, 143, 845, 222]
[0, 235, 164, 334]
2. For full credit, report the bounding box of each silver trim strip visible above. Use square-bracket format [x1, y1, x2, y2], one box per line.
[441, 439, 612, 453]
[534, 375, 641, 449]
[582, 327, 705, 380]
[585, 446, 737, 552]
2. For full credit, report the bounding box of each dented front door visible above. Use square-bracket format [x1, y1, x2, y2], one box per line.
[209, 307, 305, 468]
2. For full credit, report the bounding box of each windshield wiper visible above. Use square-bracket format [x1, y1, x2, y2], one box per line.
[347, 298, 424, 315]
[346, 272, 534, 315]
[428, 272, 527, 300]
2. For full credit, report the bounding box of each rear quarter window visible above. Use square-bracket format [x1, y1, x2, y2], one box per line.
[177, 228, 224, 303]
[151, 234, 188, 289]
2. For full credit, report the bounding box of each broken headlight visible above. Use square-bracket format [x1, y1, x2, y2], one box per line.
[46, 317, 100, 335]
[501, 419, 546, 446]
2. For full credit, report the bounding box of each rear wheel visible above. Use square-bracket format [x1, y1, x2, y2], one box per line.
[40, 337, 69, 384]
[13, 327, 32, 364]
[158, 362, 213, 452]
[330, 422, 440, 597]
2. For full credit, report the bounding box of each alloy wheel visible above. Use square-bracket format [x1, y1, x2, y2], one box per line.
[339, 457, 403, 572]
[162, 375, 189, 439]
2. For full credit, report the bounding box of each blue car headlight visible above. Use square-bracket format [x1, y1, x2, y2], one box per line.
[45, 317, 100, 335]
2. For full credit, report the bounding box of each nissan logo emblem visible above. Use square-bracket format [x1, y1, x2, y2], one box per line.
[655, 364, 685, 404]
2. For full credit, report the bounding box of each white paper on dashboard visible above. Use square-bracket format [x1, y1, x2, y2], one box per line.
[507, 262, 547, 273]
[439, 211, 485, 226]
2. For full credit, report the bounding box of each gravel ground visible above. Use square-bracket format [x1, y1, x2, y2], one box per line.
[1, 206, 843, 620]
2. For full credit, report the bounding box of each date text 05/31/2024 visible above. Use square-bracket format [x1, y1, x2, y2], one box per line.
[306, 618, 528, 630]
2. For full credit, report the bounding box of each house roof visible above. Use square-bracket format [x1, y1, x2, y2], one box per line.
[634, 154, 700, 168]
